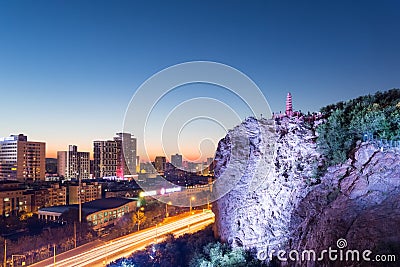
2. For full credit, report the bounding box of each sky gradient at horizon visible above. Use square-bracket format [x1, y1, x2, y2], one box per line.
[0, 1, 399, 160]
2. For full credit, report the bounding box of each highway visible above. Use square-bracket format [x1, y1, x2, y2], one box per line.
[29, 211, 214, 267]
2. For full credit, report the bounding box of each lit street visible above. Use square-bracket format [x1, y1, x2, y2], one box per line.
[29, 211, 215, 267]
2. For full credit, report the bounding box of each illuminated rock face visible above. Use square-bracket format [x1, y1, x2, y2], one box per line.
[213, 117, 400, 265]
[212, 116, 321, 255]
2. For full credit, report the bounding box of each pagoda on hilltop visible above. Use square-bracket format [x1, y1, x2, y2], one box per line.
[272, 92, 324, 122]
[285, 92, 293, 116]
[272, 92, 301, 119]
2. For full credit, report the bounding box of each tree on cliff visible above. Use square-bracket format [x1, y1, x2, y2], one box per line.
[317, 88, 400, 168]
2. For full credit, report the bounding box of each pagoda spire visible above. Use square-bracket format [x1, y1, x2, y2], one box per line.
[285, 92, 293, 116]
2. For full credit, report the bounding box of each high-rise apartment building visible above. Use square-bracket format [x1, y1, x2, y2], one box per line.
[93, 133, 137, 178]
[57, 145, 90, 180]
[0, 134, 45, 182]
[114, 133, 137, 176]
[93, 140, 120, 178]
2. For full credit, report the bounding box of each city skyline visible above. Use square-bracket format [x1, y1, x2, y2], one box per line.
[0, 132, 211, 164]
[1, 1, 399, 159]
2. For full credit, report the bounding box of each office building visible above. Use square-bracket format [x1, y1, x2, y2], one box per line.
[171, 153, 183, 168]
[0, 134, 45, 182]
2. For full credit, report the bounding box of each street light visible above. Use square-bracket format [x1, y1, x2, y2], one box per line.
[4, 239, 7, 267]
[189, 196, 195, 213]
[78, 173, 82, 223]
[165, 201, 172, 218]
[53, 244, 56, 267]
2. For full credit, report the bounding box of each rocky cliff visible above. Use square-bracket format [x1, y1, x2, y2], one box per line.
[212, 117, 400, 266]
[289, 142, 400, 266]
[212, 117, 321, 253]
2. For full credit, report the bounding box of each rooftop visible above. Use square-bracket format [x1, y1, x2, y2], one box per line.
[82, 197, 134, 212]
[39, 206, 71, 214]
[38, 197, 136, 215]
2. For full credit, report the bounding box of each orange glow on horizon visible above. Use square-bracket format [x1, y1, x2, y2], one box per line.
[47, 147, 214, 162]
[46, 150, 57, 159]
[46, 146, 94, 160]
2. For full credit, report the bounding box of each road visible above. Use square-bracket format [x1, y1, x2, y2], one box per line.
[29, 211, 215, 267]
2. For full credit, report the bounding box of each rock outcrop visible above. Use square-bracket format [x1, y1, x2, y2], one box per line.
[212, 117, 400, 266]
[289, 142, 400, 266]
[212, 117, 321, 254]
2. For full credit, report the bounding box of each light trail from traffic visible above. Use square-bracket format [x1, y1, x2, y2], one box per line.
[29, 211, 214, 267]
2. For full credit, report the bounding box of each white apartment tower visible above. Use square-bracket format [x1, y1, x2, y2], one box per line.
[0, 134, 45, 181]
[57, 145, 90, 180]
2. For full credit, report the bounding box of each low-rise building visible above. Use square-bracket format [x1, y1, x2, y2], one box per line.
[84, 197, 136, 229]
[38, 197, 136, 229]
[27, 183, 67, 212]
[48, 183, 67, 207]
[0, 181, 31, 216]
[69, 182, 102, 204]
